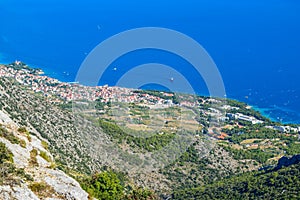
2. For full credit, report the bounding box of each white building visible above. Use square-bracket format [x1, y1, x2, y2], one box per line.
[227, 113, 263, 124]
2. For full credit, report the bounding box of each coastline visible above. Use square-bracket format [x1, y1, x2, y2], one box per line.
[252, 105, 300, 125]
[0, 60, 299, 125]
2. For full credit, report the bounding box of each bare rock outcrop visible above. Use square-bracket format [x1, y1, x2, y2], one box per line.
[0, 110, 88, 200]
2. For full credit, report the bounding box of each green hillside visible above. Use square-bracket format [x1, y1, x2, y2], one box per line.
[172, 162, 300, 199]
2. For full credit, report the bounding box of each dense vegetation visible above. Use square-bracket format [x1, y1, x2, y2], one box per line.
[226, 128, 294, 143]
[161, 142, 239, 191]
[223, 146, 273, 164]
[172, 162, 300, 199]
[98, 119, 175, 152]
[286, 143, 300, 155]
[79, 170, 157, 200]
[220, 123, 300, 165]
[80, 171, 124, 200]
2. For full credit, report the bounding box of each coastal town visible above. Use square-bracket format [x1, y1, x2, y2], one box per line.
[0, 61, 177, 105]
[1, 61, 300, 138]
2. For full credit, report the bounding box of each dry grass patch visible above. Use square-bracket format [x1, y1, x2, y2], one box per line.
[240, 139, 262, 145]
[29, 181, 57, 199]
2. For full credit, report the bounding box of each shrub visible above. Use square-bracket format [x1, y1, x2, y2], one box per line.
[29, 181, 56, 198]
[41, 140, 49, 150]
[20, 139, 26, 148]
[26, 132, 32, 142]
[29, 182, 48, 192]
[17, 127, 32, 142]
[17, 127, 27, 133]
[40, 151, 51, 162]
[29, 149, 39, 167]
[80, 171, 124, 200]
[0, 142, 13, 163]
[0, 127, 20, 144]
[48, 162, 57, 169]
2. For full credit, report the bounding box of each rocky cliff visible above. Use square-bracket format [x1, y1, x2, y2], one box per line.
[0, 109, 89, 200]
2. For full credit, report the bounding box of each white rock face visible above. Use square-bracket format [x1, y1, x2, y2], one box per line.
[0, 114, 89, 200]
[0, 137, 30, 168]
[0, 110, 14, 124]
[36, 154, 50, 167]
[41, 168, 89, 200]
[30, 134, 48, 152]
[0, 185, 39, 200]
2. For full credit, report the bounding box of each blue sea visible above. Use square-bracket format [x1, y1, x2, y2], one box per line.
[0, 0, 300, 124]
